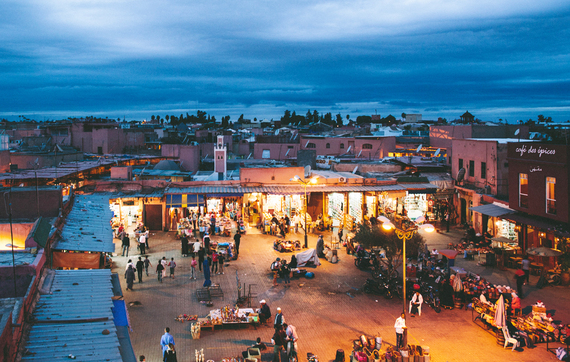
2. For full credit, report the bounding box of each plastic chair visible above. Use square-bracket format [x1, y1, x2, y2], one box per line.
[502, 326, 519, 351]
[248, 348, 261, 361]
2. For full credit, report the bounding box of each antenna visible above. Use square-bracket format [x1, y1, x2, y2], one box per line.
[352, 166, 358, 174]
[358, 150, 362, 157]
[416, 144, 423, 153]
[247, 153, 252, 159]
[346, 145, 352, 153]
[285, 149, 290, 156]
[305, 140, 310, 147]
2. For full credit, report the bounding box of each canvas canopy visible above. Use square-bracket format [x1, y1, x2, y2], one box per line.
[296, 248, 321, 267]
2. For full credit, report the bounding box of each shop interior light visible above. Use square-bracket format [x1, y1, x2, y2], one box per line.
[382, 222, 395, 230]
[419, 224, 435, 233]
[378, 215, 390, 224]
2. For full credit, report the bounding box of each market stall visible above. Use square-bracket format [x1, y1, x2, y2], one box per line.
[273, 239, 302, 252]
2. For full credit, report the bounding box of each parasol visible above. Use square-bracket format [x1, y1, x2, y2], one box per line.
[439, 249, 459, 260]
[526, 247, 562, 257]
[494, 294, 506, 328]
[377, 215, 390, 224]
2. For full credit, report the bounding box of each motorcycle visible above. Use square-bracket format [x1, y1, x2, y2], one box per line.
[363, 277, 387, 295]
[421, 284, 441, 313]
[307, 353, 319, 362]
[537, 264, 561, 288]
[355, 250, 379, 271]
[384, 277, 403, 299]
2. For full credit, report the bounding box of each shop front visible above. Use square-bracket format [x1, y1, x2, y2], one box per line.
[403, 193, 428, 220]
[347, 192, 363, 230]
[327, 192, 345, 228]
[364, 194, 377, 219]
[166, 194, 205, 231]
[110, 198, 143, 229]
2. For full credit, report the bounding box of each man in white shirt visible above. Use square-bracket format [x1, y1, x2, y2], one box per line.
[139, 233, 146, 254]
[394, 313, 406, 349]
[409, 291, 423, 317]
[283, 323, 298, 356]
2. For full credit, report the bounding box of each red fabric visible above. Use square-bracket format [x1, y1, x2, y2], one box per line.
[515, 269, 525, 276]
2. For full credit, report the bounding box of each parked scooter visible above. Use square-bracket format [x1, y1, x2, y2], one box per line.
[421, 283, 441, 313]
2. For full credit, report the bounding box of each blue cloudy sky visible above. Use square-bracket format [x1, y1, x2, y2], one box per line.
[1, 0, 570, 122]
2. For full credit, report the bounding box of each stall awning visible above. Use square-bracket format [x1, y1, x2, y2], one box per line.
[401, 183, 438, 194]
[167, 194, 205, 208]
[502, 212, 570, 237]
[470, 204, 515, 218]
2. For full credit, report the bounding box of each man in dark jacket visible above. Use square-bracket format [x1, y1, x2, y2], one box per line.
[136, 257, 145, 283]
[258, 300, 271, 324]
[122, 234, 130, 256]
[272, 325, 286, 362]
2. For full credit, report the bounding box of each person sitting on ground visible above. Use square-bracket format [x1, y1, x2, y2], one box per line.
[257, 300, 271, 324]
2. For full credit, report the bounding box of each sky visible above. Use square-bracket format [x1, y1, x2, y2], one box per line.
[1, 0, 570, 123]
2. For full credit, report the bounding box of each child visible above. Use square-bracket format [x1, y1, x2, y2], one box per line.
[169, 257, 177, 278]
[144, 256, 152, 277]
[156, 259, 164, 283]
[190, 255, 197, 279]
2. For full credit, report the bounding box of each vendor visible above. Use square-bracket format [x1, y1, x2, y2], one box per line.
[258, 300, 271, 324]
[316, 235, 325, 258]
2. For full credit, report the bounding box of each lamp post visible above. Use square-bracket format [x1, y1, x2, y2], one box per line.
[290, 175, 318, 248]
[382, 221, 434, 315]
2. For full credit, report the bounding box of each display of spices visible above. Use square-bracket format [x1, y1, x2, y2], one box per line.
[175, 314, 198, 323]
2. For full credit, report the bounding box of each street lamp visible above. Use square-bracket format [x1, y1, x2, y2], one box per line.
[290, 175, 318, 248]
[382, 221, 434, 315]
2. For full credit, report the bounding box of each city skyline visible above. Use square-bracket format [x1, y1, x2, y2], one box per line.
[1, 0, 570, 122]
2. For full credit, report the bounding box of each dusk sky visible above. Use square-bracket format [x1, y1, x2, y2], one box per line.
[1, 0, 570, 123]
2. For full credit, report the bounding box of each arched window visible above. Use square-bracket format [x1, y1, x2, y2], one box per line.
[340, 143, 345, 149]
[307, 143, 316, 149]
[363, 143, 373, 149]
[326, 143, 331, 149]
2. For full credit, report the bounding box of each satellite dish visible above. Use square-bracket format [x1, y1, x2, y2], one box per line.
[457, 167, 466, 183]
[304, 165, 312, 177]
[434, 148, 440, 157]
[352, 166, 359, 174]
[416, 144, 423, 153]
[514, 129, 520, 136]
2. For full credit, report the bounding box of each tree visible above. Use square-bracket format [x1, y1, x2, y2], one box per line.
[221, 115, 230, 128]
[151, 115, 156, 122]
[306, 110, 312, 124]
[401, 113, 406, 120]
[165, 115, 170, 123]
[323, 112, 333, 125]
[356, 115, 371, 125]
[281, 110, 291, 126]
[238, 114, 244, 123]
[313, 110, 319, 123]
[336, 113, 343, 127]
[352, 222, 425, 276]
[197, 110, 207, 123]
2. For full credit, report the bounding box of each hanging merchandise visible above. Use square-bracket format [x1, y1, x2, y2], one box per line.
[328, 193, 345, 227]
[349, 192, 363, 224]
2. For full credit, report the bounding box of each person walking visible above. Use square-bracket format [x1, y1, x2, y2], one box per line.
[144, 256, 152, 276]
[281, 260, 290, 286]
[521, 255, 530, 284]
[218, 250, 225, 274]
[169, 257, 177, 278]
[145, 227, 150, 250]
[122, 233, 131, 256]
[515, 268, 525, 298]
[157, 259, 165, 283]
[160, 327, 175, 358]
[161, 257, 168, 279]
[198, 246, 205, 272]
[181, 236, 189, 257]
[274, 307, 285, 330]
[164, 342, 178, 362]
[136, 257, 145, 283]
[394, 313, 406, 349]
[203, 257, 212, 287]
[125, 265, 136, 291]
[210, 213, 216, 235]
[234, 232, 241, 255]
[271, 325, 286, 362]
[138, 232, 146, 255]
[203, 232, 211, 253]
[190, 256, 197, 279]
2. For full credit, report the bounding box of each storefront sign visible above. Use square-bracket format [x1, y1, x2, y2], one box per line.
[529, 166, 542, 173]
[515, 145, 556, 158]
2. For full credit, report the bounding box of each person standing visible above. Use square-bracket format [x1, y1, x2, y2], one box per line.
[271, 325, 286, 362]
[164, 342, 177, 362]
[203, 232, 211, 253]
[281, 261, 290, 286]
[234, 232, 241, 255]
[283, 323, 298, 357]
[192, 211, 197, 229]
[316, 235, 325, 258]
[211, 251, 219, 274]
[156, 259, 164, 283]
[198, 246, 205, 272]
[515, 268, 525, 298]
[125, 265, 135, 291]
[521, 255, 530, 284]
[136, 257, 145, 283]
[190, 256, 197, 279]
[145, 227, 150, 250]
[210, 213, 216, 235]
[144, 256, 152, 276]
[274, 307, 285, 330]
[169, 257, 177, 278]
[218, 251, 225, 274]
[203, 257, 212, 287]
[139, 232, 146, 255]
[181, 236, 189, 257]
[394, 313, 406, 349]
[160, 327, 175, 358]
[122, 233, 131, 256]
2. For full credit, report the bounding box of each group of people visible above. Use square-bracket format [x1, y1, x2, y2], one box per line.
[119, 224, 150, 256]
[124, 256, 178, 289]
[270, 213, 291, 238]
[255, 301, 298, 362]
[271, 256, 297, 287]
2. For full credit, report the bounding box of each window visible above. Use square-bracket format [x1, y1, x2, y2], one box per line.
[326, 143, 330, 149]
[288, 146, 294, 149]
[481, 162, 486, 179]
[468, 160, 475, 177]
[458, 158, 463, 169]
[340, 143, 345, 149]
[546, 177, 556, 214]
[362, 144, 373, 149]
[262, 149, 270, 158]
[307, 143, 316, 149]
[519, 173, 528, 208]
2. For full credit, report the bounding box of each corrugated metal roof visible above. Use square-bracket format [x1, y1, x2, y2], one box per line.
[470, 204, 515, 217]
[400, 183, 438, 190]
[52, 194, 115, 252]
[165, 184, 406, 195]
[22, 270, 123, 362]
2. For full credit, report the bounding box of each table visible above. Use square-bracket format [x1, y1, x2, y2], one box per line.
[450, 267, 467, 278]
[509, 257, 522, 269]
[530, 263, 544, 276]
